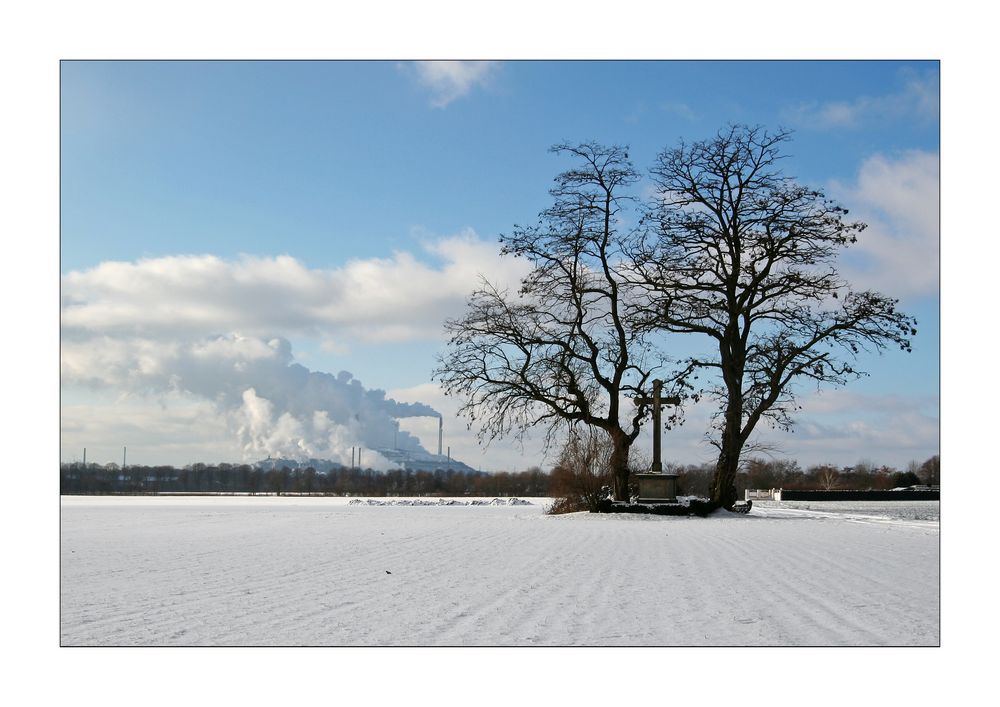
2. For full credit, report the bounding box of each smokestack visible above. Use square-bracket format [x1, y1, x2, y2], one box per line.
[123, 446, 127, 469]
[351, 447, 355, 469]
[438, 416, 443, 457]
[83, 448, 86, 467]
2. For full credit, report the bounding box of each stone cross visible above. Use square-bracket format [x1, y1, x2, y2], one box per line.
[633, 379, 681, 472]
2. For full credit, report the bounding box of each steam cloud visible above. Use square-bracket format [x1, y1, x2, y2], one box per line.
[61, 333, 440, 466]
[59, 239, 529, 466]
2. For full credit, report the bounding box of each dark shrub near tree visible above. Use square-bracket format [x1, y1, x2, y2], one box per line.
[547, 427, 615, 514]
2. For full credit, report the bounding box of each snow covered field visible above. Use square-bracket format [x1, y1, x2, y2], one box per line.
[60, 496, 939, 646]
[753, 499, 940, 521]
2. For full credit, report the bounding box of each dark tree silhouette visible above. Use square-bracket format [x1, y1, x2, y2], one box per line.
[628, 126, 918, 509]
[919, 455, 940, 485]
[630, 125, 917, 509]
[435, 144, 668, 501]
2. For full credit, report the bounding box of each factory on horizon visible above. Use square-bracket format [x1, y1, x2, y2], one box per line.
[252, 449, 476, 475]
[253, 414, 477, 474]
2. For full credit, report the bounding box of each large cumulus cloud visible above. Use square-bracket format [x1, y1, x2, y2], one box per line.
[61, 231, 530, 465]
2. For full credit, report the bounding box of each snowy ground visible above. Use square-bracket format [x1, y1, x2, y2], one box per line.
[752, 499, 940, 521]
[60, 496, 939, 646]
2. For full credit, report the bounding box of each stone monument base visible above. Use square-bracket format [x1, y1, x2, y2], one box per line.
[635, 472, 679, 503]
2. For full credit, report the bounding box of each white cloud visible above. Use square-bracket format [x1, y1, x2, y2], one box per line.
[782, 70, 938, 129]
[755, 388, 940, 468]
[408, 61, 499, 108]
[661, 101, 697, 121]
[61, 230, 531, 344]
[830, 150, 939, 298]
[60, 231, 533, 466]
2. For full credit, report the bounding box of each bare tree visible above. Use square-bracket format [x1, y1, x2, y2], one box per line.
[435, 143, 667, 501]
[918, 455, 940, 485]
[816, 466, 841, 491]
[630, 125, 917, 509]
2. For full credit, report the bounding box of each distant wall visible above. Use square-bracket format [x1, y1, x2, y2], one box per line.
[745, 489, 778, 501]
[776, 490, 940, 501]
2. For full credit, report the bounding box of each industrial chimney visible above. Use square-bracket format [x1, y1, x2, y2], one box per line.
[438, 415, 443, 457]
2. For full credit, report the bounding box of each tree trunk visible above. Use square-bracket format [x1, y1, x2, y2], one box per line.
[609, 429, 632, 502]
[711, 328, 745, 510]
[711, 446, 740, 510]
[711, 396, 743, 510]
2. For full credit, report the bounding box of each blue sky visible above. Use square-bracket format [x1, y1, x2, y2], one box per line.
[60, 60, 940, 470]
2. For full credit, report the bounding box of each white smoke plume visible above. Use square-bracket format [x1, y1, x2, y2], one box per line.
[59, 237, 532, 466]
[61, 333, 440, 466]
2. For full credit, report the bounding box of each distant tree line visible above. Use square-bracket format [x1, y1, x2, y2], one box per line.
[60, 454, 938, 499]
[669, 454, 940, 498]
[59, 462, 550, 498]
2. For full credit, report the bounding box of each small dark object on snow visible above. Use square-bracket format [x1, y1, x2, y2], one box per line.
[596, 497, 714, 517]
[729, 500, 752, 514]
[385, 570, 392, 574]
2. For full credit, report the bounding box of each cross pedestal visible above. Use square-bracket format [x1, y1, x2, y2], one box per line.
[634, 472, 679, 503]
[633, 379, 681, 503]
